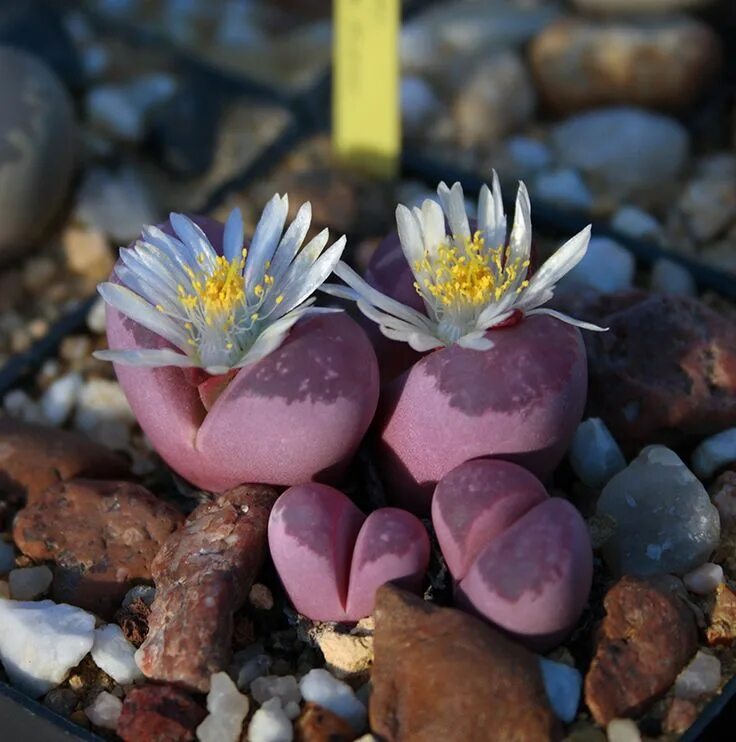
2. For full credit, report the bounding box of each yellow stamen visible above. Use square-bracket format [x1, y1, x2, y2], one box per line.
[181, 253, 246, 319]
[417, 231, 529, 310]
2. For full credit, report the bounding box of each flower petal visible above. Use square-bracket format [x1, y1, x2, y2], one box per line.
[245, 193, 289, 299]
[98, 282, 189, 351]
[272, 237, 346, 317]
[169, 213, 217, 270]
[519, 225, 591, 310]
[438, 181, 470, 242]
[507, 181, 532, 268]
[524, 306, 607, 332]
[222, 207, 245, 262]
[333, 261, 434, 330]
[396, 204, 425, 270]
[93, 347, 197, 367]
[457, 331, 495, 350]
[269, 201, 312, 284]
[477, 170, 506, 248]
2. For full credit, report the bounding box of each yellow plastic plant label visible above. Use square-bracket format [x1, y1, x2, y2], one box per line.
[333, 0, 400, 179]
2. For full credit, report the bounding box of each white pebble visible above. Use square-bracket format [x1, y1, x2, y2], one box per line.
[40, 373, 83, 427]
[86, 297, 107, 334]
[91, 624, 144, 685]
[650, 259, 696, 297]
[675, 651, 721, 699]
[539, 657, 582, 724]
[9, 566, 53, 600]
[607, 718, 641, 742]
[533, 168, 593, 211]
[610, 206, 663, 242]
[400, 76, 440, 131]
[692, 428, 736, 480]
[562, 237, 635, 294]
[299, 668, 366, 732]
[74, 379, 135, 432]
[3, 389, 45, 424]
[247, 697, 293, 742]
[569, 418, 626, 490]
[0, 599, 95, 697]
[0, 541, 16, 575]
[506, 136, 552, 174]
[250, 675, 301, 708]
[197, 672, 250, 742]
[683, 563, 723, 595]
[84, 691, 123, 730]
[234, 648, 271, 691]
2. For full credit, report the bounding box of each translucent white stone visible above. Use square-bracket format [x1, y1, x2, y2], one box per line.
[40, 373, 83, 426]
[561, 237, 635, 294]
[610, 206, 663, 242]
[683, 563, 723, 595]
[533, 168, 593, 211]
[86, 297, 107, 334]
[569, 418, 626, 489]
[197, 672, 250, 742]
[400, 76, 440, 131]
[299, 669, 366, 732]
[0, 599, 95, 697]
[84, 691, 123, 730]
[607, 718, 642, 742]
[9, 566, 53, 600]
[247, 697, 293, 742]
[539, 657, 582, 723]
[122, 585, 156, 608]
[692, 428, 736, 480]
[91, 624, 144, 685]
[675, 651, 721, 699]
[250, 675, 301, 707]
[650, 259, 696, 296]
[597, 446, 720, 576]
[506, 136, 552, 173]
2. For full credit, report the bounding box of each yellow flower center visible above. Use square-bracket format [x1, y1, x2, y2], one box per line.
[414, 231, 529, 310]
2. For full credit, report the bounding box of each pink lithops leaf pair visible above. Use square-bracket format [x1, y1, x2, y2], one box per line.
[323, 174, 605, 511]
[268, 484, 430, 621]
[95, 201, 379, 491]
[432, 459, 593, 651]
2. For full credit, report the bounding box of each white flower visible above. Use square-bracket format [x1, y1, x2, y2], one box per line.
[94, 196, 346, 375]
[322, 173, 605, 352]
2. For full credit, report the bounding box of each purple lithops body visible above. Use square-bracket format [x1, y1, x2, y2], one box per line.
[377, 315, 587, 512]
[268, 483, 430, 622]
[99, 209, 380, 492]
[322, 176, 603, 512]
[432, 459, 593, 651]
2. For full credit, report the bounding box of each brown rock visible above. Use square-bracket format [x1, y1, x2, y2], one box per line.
[117, 685, 206, 742]
[584, 575, 698, 725]
[663, 697, 698, 735]
[706, 583, 736, 646]
[580, 294, 736, 452]
[295, 703, 356, 742]
[136, 485, 277, 692]
[0, 418, 129, 504]
[13, 479, 183, 618]
[115, 597, 151, 648]
[370, 584, 561, 742]
[530, 17, 720, 114]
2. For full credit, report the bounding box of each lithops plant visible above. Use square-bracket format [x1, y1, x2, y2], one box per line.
[432, 459, 592, 650]
[268, 483, 430, 621]
[96, 197, 379, 491]
[323, 173, 605, 511]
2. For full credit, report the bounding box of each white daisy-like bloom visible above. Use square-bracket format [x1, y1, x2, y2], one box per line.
[322, 173, 605, 352]
[94, 195, 346, 375]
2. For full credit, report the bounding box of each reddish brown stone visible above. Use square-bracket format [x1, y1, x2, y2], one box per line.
[706, 583, 736, 646]
[370, 584, 561, 742]
[13, 479, 183, 618]
[578, 294, 736, 451]
[117, 685, 206, 742]
[295, 703, 356, 742]
[115, 597, 151, 648]
[136, 485, 277, 692]
[0, 418, 128, 504]
[584, 576, 698, 725]
[663, 697, 698, 735]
